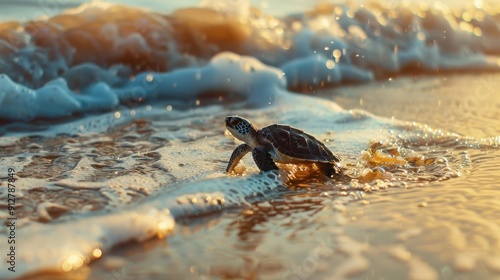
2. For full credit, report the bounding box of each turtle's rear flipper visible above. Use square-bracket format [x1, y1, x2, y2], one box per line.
[226, 143, 252, 173]
[252, 146, 278, 172]
[318, 162, 342, 178]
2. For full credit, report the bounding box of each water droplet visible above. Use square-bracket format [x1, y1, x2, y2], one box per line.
[61, 252, 85, 272]
[189, 265, 199, 274]
[474, 0, 484, 9]
[418, 202, 428, 207]
[332, 49, 342, 62]
[462, 12, 472, 22]
[325, 59, 335, 69]
[473, 27, 482, 36]
[92, 248, 102, 258]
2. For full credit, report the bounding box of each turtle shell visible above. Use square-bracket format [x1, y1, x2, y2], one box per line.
[258, 124, 340, 163]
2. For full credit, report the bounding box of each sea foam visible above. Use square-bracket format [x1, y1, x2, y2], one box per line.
[0, 170, 285, 279]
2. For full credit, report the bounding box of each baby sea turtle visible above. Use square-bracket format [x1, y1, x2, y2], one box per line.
[225, 116, 341, 177]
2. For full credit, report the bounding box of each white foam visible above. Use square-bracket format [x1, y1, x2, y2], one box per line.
[0, 171, 284, 279]
[0, 52, 286, 121]
[0, 2, 499, 121]
[0, 205, 175, 279]
[116, 52, 286, 107]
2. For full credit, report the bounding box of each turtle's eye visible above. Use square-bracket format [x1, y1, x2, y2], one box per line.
[230, 119, 240, 126]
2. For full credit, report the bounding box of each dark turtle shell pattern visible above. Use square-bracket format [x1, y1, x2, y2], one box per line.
[258, 124, 340, 163]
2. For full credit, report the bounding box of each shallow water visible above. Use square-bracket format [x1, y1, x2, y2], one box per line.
[0, 1, 499, 280]
[77, 74, 499, 280]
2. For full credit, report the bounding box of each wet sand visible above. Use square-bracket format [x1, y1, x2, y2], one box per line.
[332, 73, 500, 138]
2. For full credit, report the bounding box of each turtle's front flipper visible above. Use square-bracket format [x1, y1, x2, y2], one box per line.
[226, 144, 253, 173]
[252, 146, 278, 172]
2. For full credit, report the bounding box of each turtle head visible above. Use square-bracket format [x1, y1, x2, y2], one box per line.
[225, 116, 258, 146]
